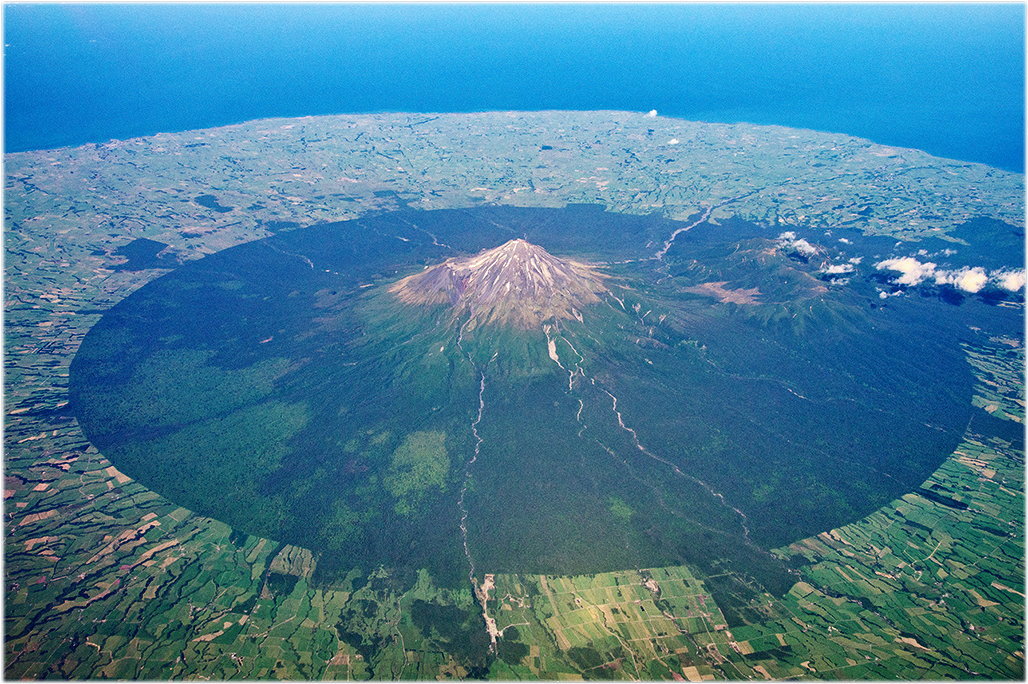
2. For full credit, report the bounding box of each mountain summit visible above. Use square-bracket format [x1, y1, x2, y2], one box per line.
[389, 239, 607, 328]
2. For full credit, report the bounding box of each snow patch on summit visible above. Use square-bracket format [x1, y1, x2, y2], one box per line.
[389, 239, 607, 329]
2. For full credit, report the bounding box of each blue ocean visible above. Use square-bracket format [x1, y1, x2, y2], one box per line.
[4, 4, 1024, 172]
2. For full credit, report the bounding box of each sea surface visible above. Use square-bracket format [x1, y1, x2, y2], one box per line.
[4, 4, 1024, 172]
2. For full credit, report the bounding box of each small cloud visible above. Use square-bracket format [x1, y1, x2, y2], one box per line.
[992, 268, 1026, 292]
[822, 263, 855, 275]
[668, 138, 680, 145]
[848, 256, 863, 265]
[776, 232, 817, 257]
[645, 109, 658, 118]
[934, 266, 989, 293]
[793, 240, 816, 256]
[878, 257, 1024, 295]
[874, 256, 937, 286]
[837, 237, 851, 245]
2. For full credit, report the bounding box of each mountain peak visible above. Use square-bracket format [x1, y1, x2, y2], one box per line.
[389, 239, 607, 328]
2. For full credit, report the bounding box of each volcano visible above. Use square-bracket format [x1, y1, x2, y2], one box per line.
[389, 239, 607, 329]
[70, 205, 986, 609]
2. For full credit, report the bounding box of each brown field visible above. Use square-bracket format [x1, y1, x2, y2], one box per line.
[685, 281, 762, 305]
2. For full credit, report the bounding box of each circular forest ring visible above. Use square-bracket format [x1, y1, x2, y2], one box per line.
[71, 204, 980, 591]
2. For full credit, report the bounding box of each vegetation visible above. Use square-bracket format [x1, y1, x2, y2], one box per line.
[68, 206, 999, 600]
[384, 431, 450, 516]
[10, 203, 1021, 679]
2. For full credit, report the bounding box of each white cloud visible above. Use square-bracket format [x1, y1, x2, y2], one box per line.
[793, 239, 817, 256]
[992, 269, 1026, 292]
[875, 256, 937, 286]
[838, 237, 851, 245]
[822, 263, 855, 275]
[776, 232, 817, 257]
[668, 138, 680, 145]
[848, 256, 863, 265]
[645, 109, 658, 118]
[934, 267, 989, 293]
[877, 258, 1025, 295]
